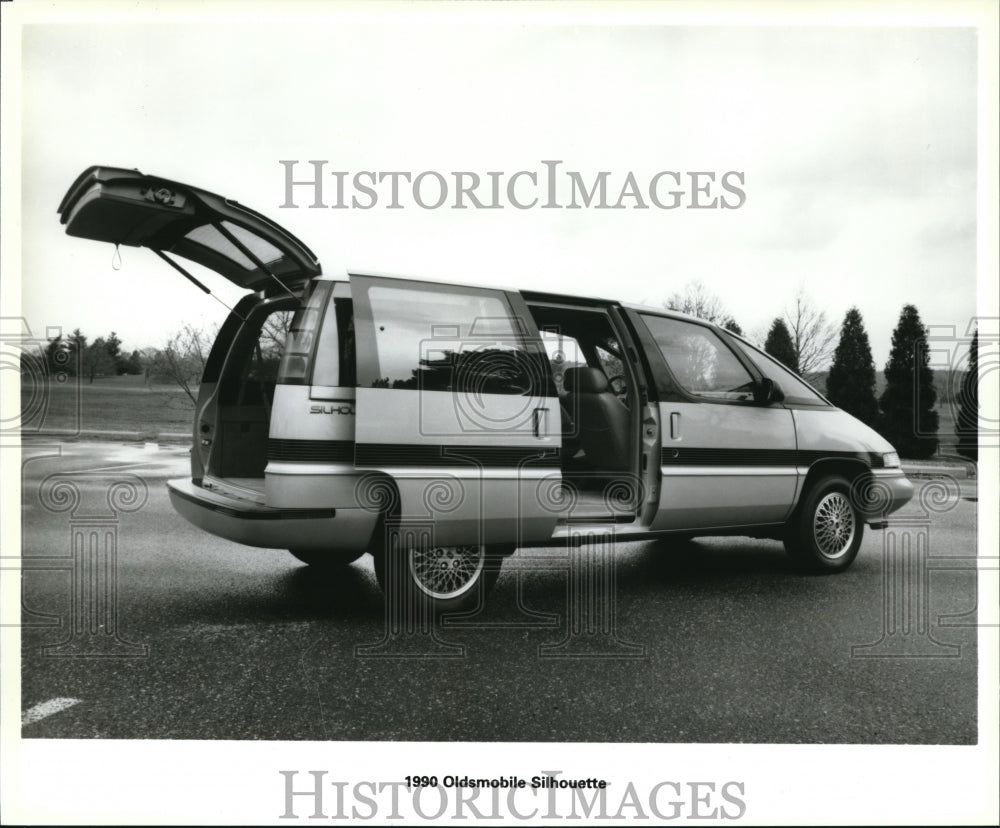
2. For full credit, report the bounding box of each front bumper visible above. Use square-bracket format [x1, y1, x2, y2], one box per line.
[862, 469, 914, 524]
[167, 478, 378, 552]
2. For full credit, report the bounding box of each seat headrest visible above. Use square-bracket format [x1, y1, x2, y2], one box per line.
[563, 366, 610, 394]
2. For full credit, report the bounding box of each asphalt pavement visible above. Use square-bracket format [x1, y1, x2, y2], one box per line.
[16, 440, 980, 744]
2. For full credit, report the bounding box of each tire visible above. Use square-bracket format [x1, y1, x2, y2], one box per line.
[288, 549, 365, 569]
[784, 474, 864, 573]
[373, 532, 503, 617]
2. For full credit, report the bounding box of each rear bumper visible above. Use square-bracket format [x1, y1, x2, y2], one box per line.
[167, 478, 378, 552]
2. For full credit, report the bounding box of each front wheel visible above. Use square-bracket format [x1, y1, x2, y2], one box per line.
[784, 475, 864, 573]
[373, 536, 503, 616]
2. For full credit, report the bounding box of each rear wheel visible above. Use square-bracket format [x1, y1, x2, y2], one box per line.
[288, 549, 365, 569]
[373, 536, 503, 616]
[784, 474, 863, 573]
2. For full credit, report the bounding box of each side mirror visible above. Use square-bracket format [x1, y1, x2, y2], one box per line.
[754, 378, 784, 405]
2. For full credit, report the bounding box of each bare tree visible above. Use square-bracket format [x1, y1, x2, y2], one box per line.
[139, 346, 160, 386]
[149, 324, 212, 405]
[784, 288, 837, 380]
[664, 281, 743, 334]
[260, 310, 294, 358]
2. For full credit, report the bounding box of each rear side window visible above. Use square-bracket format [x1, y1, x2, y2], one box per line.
[641, 314, 756, 402]
[312, 290, 355, 387]
[357, 282, 535, 395]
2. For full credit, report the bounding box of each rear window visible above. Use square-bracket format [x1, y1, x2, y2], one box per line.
[184, 220, 284, 270]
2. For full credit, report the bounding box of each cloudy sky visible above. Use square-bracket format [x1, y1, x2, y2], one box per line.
[18, 16, 980, 367]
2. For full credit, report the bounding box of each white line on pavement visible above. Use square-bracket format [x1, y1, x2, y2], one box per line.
[64, 461, 165, 475]
[21, 697, 81, 726]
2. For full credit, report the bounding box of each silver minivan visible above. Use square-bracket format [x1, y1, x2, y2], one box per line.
[59, 166, 914, 614]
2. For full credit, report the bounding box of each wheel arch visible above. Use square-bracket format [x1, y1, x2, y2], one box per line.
[353, 470, 402, 555]
[792, 459, 871, 518]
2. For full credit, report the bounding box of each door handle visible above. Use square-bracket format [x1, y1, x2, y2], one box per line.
[533, 407, 549, 438]
[670, 412, 681, 440]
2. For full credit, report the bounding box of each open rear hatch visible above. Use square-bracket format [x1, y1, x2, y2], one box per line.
[58, 165, 321, 293]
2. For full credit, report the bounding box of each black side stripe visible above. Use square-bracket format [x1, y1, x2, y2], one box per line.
[269, 439, 354, 462]
[269, 439, 560, 467]
[171, 485, 336, 520]
[357, 444, 560, 468]
[660, 448, 883, 468]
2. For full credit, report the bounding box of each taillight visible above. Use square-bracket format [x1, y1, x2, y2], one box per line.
[277, 282, 330, 384]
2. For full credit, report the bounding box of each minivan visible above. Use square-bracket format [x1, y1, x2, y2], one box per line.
[58, 166, 914, 614]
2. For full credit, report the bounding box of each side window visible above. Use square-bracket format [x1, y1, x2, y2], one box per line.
[594, 341, 624, 385]
[311, 295, 355, 387]
[358, 282, 535, 395]
[641, 314, 755, 402]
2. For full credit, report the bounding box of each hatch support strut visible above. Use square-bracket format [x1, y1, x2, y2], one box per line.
[210, 221, 299, 301]
[152, 249, 246, 321]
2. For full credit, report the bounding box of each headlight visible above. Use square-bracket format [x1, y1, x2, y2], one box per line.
[882, 451, 900, 469]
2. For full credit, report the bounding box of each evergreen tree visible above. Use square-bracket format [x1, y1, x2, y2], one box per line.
[104, 331, 124, 374]
[764, 318, 799, 373]
[44, 336, 65, 375]
[826, 307, 878, 427]
[879, 304, 938, 458]
[81, 337, 116, 383]
[64, 329, 88, 377]
[955, 329, 979, 462]
[68, 328, 87, 354]
[721, 316, 744, 336]
[123, 349, 144, 375]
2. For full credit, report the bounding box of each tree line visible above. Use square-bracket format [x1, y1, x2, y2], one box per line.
[666, 282, 979, 462]
[44, 329, 144, 382]
[41, 325, 209, 404]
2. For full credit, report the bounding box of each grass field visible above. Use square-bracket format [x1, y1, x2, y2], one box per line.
[20, 371, 969, 459]
[22, 374, 197, 435]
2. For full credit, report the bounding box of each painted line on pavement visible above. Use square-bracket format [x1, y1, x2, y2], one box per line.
[64, 461, 167, 475]
[22, 697, 81, 726]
